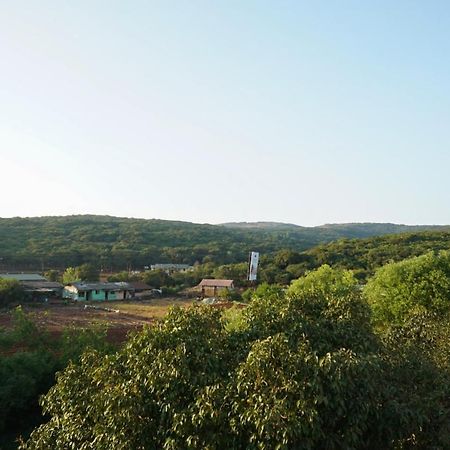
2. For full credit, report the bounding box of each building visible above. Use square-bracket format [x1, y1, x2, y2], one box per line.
[21, 281, 64, 299]
[149, 264, 193, 274]
[127, 281, 154, 298]
[0, 273, 47, 282]
[0, 273, 63, 299]
[197, 279, 234, 297]
[63, 282, 135, 301]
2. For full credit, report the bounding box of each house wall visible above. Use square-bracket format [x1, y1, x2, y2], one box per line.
[63, 287, 134, 301]
[90, 290, 107, 301]
[86, 290, 129, 301]
[108, 290, 119, 300]
[63, 288, 106, 301]
[201, 286, 229, 297]
[113, 290, 133, 300]
[78, 290, 128, 301]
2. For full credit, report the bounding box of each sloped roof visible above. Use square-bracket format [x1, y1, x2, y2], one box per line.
[69, 282, 134, 292]
[198, 279, 234, 288]
[128, 281, 152, 291]
[0, 273, 47, 281]
[22, 281, 63, 290]
[151, 264, 191, 269]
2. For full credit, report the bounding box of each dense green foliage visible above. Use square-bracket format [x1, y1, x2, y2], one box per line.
[62, 264, 100, 283]
[223, 232, 450, 285]
[304, 231, 450, 279]
[0, 279, 26, 307]
[378, 312, 450, 449]
[22, 266, 450, 449]
[288, 264, 359, 299]
[0, 308, 116, 448]
[1, 219, 448, 448]
[364, 251, 450, 325]
[1, 215, 447, 271]
[104, 230, 450, 293]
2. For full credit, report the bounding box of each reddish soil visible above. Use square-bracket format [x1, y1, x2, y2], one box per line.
[0, 299, 244, 352]
[0, 301, 154, 351]
[1, 302, 152, 328]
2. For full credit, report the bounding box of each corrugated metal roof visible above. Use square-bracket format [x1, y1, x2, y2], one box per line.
[22, 281, 63, 290]
[128, 281, 152, 291]
[70, 282, 134, 292]
[150, 264, 192, 270]
[0, 273, 47, 281]
[198, 279, 234, 288]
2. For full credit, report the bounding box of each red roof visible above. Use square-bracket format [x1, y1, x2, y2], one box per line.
[198, 279, 234, 288]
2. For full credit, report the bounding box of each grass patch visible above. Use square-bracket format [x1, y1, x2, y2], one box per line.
[98, 298, 195, 319]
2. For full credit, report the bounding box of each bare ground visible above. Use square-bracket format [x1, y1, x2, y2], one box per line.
[0, 298, 196, 345]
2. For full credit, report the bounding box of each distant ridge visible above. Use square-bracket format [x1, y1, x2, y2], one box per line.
[220, 221, 450, 235]
[0, 215, 449, 270]
[219, 221, 304, 229]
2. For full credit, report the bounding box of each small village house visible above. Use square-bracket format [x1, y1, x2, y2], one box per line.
[127, 281, 154, 298]
[0, 273, 47, 282]
[0, 273, 63, 299]
[197, 279, 234, 297]
[63, 282, 135, 301]
[149, 264, 193, 274]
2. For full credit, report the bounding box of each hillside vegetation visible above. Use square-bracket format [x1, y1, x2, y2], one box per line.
[303, 231, 450, 279]
[3, 250, 450, 448]
[0, 215, 448, 271]
[212, 231, 450, 286]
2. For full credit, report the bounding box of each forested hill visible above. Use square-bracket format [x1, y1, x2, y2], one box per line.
[0, 215, 449, 270]
[302, 230, 450, 279]
[221, 221, 449, 237]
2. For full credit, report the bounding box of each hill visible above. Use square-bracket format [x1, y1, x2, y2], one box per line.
[222, 221, 449, 236]
[0, 215, 449, 271]
[220, 221, 304, 230]
[303, 230, 450, 278]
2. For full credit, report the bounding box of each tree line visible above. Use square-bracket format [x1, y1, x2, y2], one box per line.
[1, 215, 448, 271]
[22, 227, 449, 301]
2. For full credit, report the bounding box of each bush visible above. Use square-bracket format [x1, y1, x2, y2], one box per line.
[0, 308, 116, 444]
[364, 251, 450, 325]
[0, 279, 25, 307]
[60, 324, 114, 365]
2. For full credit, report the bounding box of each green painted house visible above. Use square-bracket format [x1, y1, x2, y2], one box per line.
[63, 282, 135, 301]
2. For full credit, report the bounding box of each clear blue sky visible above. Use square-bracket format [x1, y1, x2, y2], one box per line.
[1, 1, 449, 226]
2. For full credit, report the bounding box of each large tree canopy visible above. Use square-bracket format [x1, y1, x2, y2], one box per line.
[21, 266, 450, 449]
[364, 251, 450, 325]
[62, 264, 100, 284]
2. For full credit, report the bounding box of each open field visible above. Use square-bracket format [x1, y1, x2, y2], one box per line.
[0, 298, 196, 344]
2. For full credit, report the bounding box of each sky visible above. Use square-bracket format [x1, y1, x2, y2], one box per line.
[1, 1, 449, 226]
